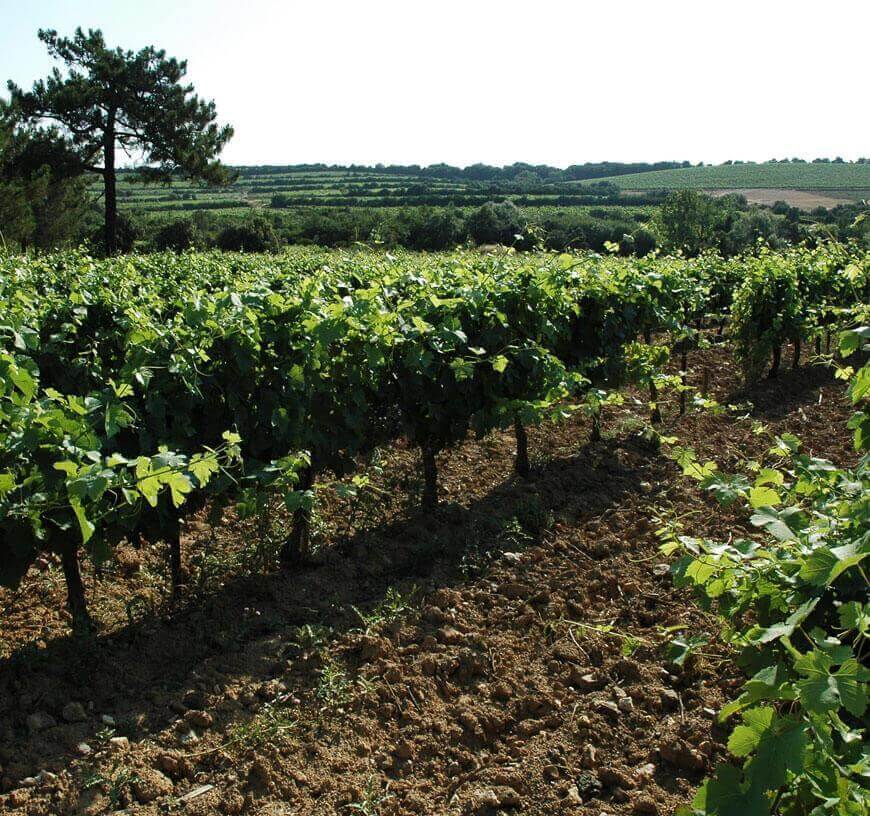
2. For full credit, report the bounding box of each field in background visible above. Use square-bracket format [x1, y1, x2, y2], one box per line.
[106, 167, 656, 215]
[578, 162, 870, 206]
[707, 188, 862, 209]
[102, 163, 869, 226]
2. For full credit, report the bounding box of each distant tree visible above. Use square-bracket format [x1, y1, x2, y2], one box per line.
[154, 218, 200, 252]
[89, 211, 140, 253]
[722, 209, 780, 255]
[655, 190, 720, 256]
[628, 226, 657, 256]
[466, 201, 527, 245]
[217, 215, 279, 252]
[400, 207, 465, 250]
[0, 110, 90, 250]
[5, 28, 233, 254]
[0, 177, 32, 251]
[718, 193, 749, 210]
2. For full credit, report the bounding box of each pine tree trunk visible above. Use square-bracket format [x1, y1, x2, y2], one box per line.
[792, 337, 801, 369]
[280, 467, 314, 567]
[815, 336, 821, 356]
[103, 110, 117, 256]
[702, 367, 710, 398]
[421, 443, 438, 509]
[769, 345, 781, 379]
[514, 417, 530, 478]
[60, 544, 93, 635]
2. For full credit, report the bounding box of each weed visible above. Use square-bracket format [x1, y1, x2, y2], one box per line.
[226, 697, 296, 750]
[83, 762, 140, 809]
[515, 495, 552, 539]
[352, 586, 416, 634]
[316, 659, 352, 710]
[290, 623, 333, 654]
[347, 775, 392, 814]
[498, 516, 534, 549]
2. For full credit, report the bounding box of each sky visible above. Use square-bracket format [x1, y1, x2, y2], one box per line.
[1, 0, 868, 168]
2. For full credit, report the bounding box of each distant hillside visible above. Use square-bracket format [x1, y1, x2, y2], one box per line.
[576, 162, 870, 192]
[109, 165, 669, 214]
[106, 161, 869, 217]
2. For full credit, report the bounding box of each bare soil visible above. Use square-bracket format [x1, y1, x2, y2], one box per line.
[0, 343, 854, 815]
[705, 187, 867, 209]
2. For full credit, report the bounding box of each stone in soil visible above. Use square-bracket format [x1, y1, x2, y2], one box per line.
[132, 768, 174, 804]
[61, 701, 87, 723]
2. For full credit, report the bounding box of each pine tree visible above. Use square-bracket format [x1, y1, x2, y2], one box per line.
[6, 28, 233, 254]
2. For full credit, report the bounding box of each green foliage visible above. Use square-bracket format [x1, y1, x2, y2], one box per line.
[154, 218, 201, 252]
[731, 244, 868, 381]
[668, 328, 870, 815]
[1, 243, 867, 633]
[656, 190, 723, 256]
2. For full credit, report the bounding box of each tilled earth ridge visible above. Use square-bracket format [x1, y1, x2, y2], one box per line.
[0, 344, 855, 815]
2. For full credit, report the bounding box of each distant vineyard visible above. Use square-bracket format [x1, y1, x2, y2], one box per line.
[104, 168, 659, 214]
[577, 162, 870, 192]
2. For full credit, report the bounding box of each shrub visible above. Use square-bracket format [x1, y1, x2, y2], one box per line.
[154, 218, 200, 252]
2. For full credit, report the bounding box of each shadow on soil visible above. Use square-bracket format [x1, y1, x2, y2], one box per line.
[727, 356, 840, 421]
[0, 432, 654, 784]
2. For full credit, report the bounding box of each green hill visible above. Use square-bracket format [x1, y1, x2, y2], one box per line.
[576, 162, 870, 191]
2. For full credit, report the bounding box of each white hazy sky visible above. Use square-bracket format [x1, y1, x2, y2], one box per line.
[1, 0, 868, 167]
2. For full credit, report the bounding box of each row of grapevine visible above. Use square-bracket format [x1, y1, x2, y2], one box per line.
[731, 243, 867, 379]
[0, 243, 866, 634]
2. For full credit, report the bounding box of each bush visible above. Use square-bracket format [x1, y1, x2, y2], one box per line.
[154, 218, 200, 252]
[399, 207, 465, 250]
[722, 209, 781, 256]
[216, 216, 279, 252]
[630, 226, 657, 256]
[89, 212, 140, 254]
[466, 201, 527, 246]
